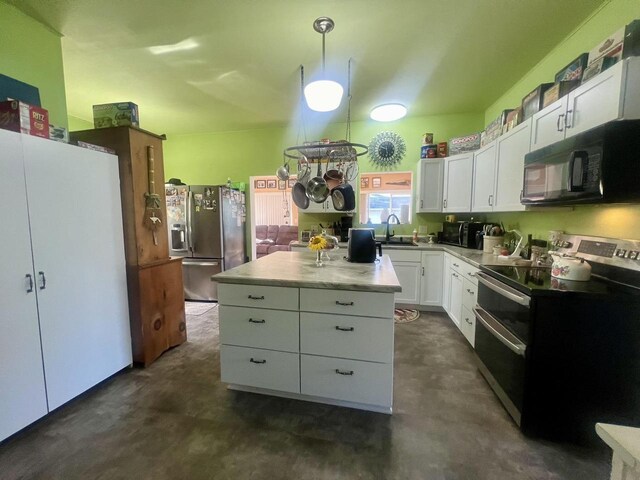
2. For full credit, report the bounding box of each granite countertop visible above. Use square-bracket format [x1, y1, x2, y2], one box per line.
[289, 241, 525, 269]
[213, 251, 402, 293]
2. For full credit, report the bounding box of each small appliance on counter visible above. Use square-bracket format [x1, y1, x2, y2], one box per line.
[347, 228, 382, 263]
[441, 221, 488, 249]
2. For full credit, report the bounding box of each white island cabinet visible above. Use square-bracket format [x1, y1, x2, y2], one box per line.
[214, 251, 401, 413]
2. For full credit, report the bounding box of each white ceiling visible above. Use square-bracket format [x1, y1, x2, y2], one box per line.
[10, 0, 604, 135]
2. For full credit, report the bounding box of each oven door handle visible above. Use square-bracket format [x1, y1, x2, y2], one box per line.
[473, 306, 526, 357]
[476, 272, 531, 308]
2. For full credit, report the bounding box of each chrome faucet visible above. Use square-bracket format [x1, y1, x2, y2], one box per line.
[385, 213, 401, 242]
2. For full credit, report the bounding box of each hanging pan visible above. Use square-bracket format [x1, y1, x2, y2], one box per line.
[306, 158, 330, 203]
[331, 181, 356, 211]
[292, 155, 310, 210]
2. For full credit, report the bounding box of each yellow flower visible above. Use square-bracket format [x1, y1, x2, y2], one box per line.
[308, 236, 327, 251]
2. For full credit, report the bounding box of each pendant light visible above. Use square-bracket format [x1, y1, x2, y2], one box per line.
[304, 17, 344, 112]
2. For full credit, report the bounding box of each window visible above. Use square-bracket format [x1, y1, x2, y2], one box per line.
[359, 172, 412, 224]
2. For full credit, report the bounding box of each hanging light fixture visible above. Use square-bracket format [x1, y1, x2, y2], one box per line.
[304, 17, 344, 112]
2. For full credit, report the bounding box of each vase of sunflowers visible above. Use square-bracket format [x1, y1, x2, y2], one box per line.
[308, 235, 327, 267]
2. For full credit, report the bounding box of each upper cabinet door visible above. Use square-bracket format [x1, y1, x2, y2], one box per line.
[494, 119, 531, 212]
[416, 158, 444, 213]
[471, 143, 497, 212]
[530, 97, 568, 151]
[443, 153, 473, 212]
[566, 59, 625, 137]
[0, 129, 48, 442]
[22, 136, 131, 411]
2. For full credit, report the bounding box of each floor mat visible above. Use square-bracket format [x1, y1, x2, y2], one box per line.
[185, 301, 218, 316]
[394, 308, 420, 324]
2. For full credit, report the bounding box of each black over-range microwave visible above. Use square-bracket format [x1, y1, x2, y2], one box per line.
[521, 120, 640, 206]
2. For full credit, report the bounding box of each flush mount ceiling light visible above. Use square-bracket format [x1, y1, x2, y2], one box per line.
[303, 17, 344, 112]
[370, 103, 408, 122]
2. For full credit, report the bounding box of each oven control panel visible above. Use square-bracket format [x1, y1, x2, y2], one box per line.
[555, 234, 640, 272]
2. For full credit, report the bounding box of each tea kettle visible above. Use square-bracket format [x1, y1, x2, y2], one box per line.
[550, 253, 592, 281]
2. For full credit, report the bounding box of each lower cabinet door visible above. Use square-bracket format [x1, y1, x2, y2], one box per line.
[391, 261, 421, 304]
[449, 270, 464, 328]
[220, 345, 300, 393]
[300, 354, 392, 407]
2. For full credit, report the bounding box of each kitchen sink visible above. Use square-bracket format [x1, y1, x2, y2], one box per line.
[379, 239, 419, 246]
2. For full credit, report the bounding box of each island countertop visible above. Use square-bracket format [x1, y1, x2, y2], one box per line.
[213, 251, 402, 293]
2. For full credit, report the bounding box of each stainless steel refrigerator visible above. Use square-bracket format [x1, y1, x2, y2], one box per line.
[165, 184, 246, 301]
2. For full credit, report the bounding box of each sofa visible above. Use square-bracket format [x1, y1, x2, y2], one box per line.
[256, 225, 298, 258]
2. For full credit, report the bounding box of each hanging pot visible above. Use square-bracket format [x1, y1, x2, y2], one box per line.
[292, 181, 309, 209]
[306, 159, 330, 203]
[331, 182, 356, 211]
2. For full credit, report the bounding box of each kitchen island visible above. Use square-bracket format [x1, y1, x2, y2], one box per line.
[213, 251, 401, 413]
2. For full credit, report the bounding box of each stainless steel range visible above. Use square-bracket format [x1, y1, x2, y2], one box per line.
[474, 233, 640, 443]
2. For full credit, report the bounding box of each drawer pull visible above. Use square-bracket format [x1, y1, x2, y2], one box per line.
[335, 369, 354, 376]
[248, 318, 266, 324]
[248, 295, 265, 300]
[453, 263, 460, 268]
[466, 288, 475, 295]
[452, 272, 459, 278]
[465, 318, 473, 325]
[250, 358, 266, 364]
[335, 326, 354, 332]
[335, 301, 354, 306]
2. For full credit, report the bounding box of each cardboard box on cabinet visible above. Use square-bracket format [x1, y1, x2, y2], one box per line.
[93, 102, 139, 128]
[0, 100, 49, 138]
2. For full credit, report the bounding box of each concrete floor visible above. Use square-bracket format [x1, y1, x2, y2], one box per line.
[0, 305, 610, 479]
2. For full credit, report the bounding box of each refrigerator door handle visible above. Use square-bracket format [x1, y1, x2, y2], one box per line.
[184, 261, 219, 266]
[187, 190, 194, 252]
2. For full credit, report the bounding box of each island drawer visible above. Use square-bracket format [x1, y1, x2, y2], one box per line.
[220, 345, 300, 393]
[220, 306, 299, 352]
[218, 284, 299, 311]
[300, 288, 394, 319]
[300, 312, 393, 363]
[300, 354, 393, 408]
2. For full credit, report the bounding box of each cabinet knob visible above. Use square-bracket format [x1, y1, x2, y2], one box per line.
[38, 271, 46, 290]
[420, 200, 424, 208]
[421, 266, 425, 276]
[465, 318, 473, 325]
[25, 274, 34, 293]
[335, 369, 354, 376]
[557, 113, 565, 132]
[153, 319, 162, 331]
[565, 109, 573, 129]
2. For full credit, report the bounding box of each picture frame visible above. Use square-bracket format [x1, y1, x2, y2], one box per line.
[372, 177, 381, 188]
[361, 177, 370, 188]
[255, 179, 266, 189]
[278, 179, 286, 190]
[288, 178, 297, 188]
[267, 179, 277, 189]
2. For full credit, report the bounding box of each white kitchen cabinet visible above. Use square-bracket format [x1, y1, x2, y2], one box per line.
[471, 143, 497, 212]
[493, 119, 531, 212]
[443, 153, 474, 212]
[531, 57, 640, 151]
[219, 281, 395, 412]
[0, 129, 131, 440]
[415, 158, 444, 213]
[442, 253, 453, 314]
[419, 251, 443, 306]
[385, 249, 421, 305]
[0, 130, 48, 441]
[460, 307, 476, 347]
[449, 269, 463, 328]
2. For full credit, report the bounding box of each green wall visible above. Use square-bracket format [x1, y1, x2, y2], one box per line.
[482, 0, 640, 243]
[0, 2, 68, 128]
[164, 112, 483, 238]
